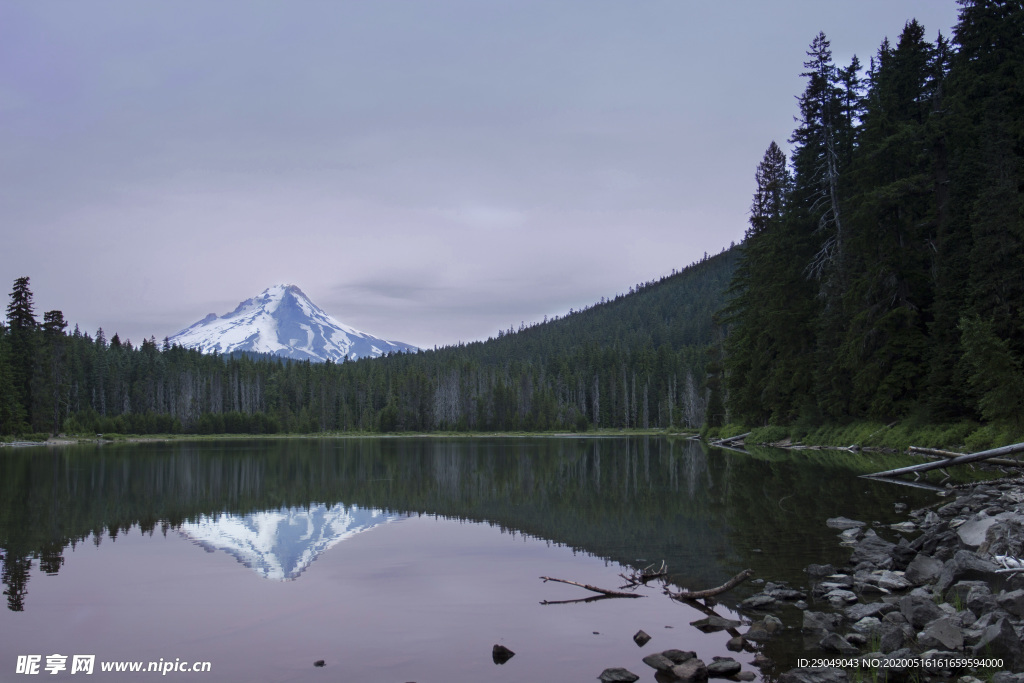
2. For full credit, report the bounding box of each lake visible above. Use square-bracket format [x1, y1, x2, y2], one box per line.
[0, 436, 955, 681]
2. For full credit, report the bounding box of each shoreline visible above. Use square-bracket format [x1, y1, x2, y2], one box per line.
[738, 476, 1024, 683]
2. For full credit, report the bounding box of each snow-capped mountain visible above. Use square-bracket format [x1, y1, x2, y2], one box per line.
[178, 503, 404, 580]
[168, 284, 418, 362]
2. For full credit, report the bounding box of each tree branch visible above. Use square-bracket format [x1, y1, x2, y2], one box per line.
[664, 569, 754, 602]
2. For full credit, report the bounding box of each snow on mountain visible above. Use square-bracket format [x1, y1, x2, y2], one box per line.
[178, 503, 404, 580]
[167, 284, 418, 362]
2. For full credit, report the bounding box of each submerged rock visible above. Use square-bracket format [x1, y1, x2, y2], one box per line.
[707, 657, 742, 678]
[668, 657, 708, 683]
[599, 667, 639, 683]
[827, 517, 866, 530]
[690, 616, 741, 632]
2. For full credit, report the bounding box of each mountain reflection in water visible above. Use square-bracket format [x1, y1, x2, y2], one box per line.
[179, 504, 403, 580]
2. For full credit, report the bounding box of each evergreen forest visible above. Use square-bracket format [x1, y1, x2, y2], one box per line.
[1, 0, 1021, 441]
[723, 0, 1024, 433]
[0, 249, 736, 436]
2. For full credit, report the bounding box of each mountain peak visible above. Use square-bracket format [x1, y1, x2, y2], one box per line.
[168, 285, 418, 362]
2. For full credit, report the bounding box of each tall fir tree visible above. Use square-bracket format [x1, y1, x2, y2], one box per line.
[6, 277, 36, 428]
[838, 21, 939, 419]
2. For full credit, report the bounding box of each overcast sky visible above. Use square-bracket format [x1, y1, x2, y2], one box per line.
[1, 1, 960, 349]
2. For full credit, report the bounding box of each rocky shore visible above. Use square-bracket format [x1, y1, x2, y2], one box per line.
[739, 476, 1024, 683]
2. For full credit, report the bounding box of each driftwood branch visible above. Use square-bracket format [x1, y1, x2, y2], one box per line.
[664, 569, 754, 602]
[540, 576, 644, 600]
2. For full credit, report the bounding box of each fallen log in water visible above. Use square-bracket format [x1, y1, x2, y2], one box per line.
[863, 441, 1024, 479]
[664, 569, 754, 602]
[909, 446, 1024, 468]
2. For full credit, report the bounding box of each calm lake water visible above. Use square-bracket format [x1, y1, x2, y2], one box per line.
[0, 437, 960, 681]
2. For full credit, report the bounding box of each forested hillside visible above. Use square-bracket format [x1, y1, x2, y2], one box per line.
[723, 0, 1024, 430]
[0, 248, 737, 436]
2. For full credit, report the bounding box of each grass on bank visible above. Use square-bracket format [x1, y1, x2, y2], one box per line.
[704, 419, 1024, 453]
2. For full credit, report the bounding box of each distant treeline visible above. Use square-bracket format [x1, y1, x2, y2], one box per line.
[722, 1, 1024, 428]
[0, 249, 736, 436]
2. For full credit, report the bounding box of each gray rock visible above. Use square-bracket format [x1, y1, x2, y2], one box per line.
[768, 588, 807, 600]
[827, 517, 867, 530]
[803, 611, 844, 634]
[691, 616, 741, 632]
[878, 623, 908, 653]
[970, 609, 1013, 631]
[736, 672, 756, 681]
[966, 586, 997, 616]
[958, 512, 1022, 548]
[726, 636, 745, 652]
[642, 653, 676, 672]
[813, 582, 850, 597]
[996, 588, 1024, 617]
[992, 673, 1024, 683]
[851, 617, 882, 635]
[752, 654, 773, 668]
[918, 616, 964, 650]
[633, 629, 651, 646]
[934, 550, 999, 594]
[891, 537, 916, 569]
[978, 516, 1024, 558]
[778, 667, 850, 683]
[845, 633, 868, 646]
[819, 632, 859, 654]
[945, 580, 987, 605]
[890, 521, 917, 533]
[763, 615, 783, 633]
[849, 530, 897, 569]
[669, 658, 708, 683]
[599, 667, 639, 683]
[744, 627, 770, 641]
[882, 611, 907, 625]
[839, 528, 862, 544]
[662, 650, 696, 665]
[741, 594, 776, 610]
[972, 618, 1024, 670]
[825, 589, 858, 605]
[874, 570, 912, 591]
[904, 553, 944, 586]
[844, 601, 895, 621]
[900, 594, 944, 629]
[707, 658, 742, 678]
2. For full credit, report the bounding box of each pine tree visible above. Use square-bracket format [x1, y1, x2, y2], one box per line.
[838, 21, 939, 419]
[930, 0, 1024, 420]
[6, 277, 36, 428]
[724, 142, 793, 423]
